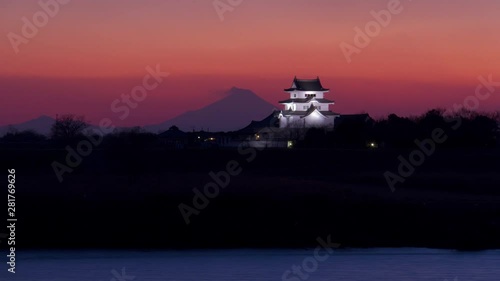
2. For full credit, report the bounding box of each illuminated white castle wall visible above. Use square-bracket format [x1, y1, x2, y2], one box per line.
[278, 77, 339, 129]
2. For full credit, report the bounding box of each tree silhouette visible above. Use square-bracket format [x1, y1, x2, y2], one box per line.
[1, 130, 46, 143]
[50, 114, 89, 140]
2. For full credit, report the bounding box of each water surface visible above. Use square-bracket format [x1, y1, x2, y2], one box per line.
[2, 248, 499, 281]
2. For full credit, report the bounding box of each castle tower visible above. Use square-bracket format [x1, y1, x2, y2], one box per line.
[278, 77, 339, 128]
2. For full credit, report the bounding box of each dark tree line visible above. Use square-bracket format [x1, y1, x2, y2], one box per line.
[301, 109, 499, 149]
[1, 110, 499, 149]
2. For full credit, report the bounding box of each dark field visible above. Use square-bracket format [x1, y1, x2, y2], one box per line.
[2, 147, 500, 250]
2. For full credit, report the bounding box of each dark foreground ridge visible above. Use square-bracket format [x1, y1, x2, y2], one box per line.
[2, 148, 500, 250]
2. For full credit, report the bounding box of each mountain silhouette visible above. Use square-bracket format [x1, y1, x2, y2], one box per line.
[146, 87, 278, 133]
[0, 88, 278, 136]
[0, 115, 55, 136]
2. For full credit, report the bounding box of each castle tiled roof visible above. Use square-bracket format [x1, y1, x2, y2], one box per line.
[236, 111, 280, 134]
[284, 77, 329, 91]
[281, 109, 339, 117]
[279, 97, 334, 104]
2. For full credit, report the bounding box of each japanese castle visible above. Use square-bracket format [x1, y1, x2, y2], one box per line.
[278, 77, 339, 128]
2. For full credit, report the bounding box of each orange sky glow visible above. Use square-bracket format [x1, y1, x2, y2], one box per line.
[1, 0, 499, 126]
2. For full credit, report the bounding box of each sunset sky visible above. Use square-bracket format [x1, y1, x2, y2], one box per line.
[1, 0, 499, 126]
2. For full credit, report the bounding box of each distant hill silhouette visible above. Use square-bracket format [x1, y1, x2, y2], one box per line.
[145, 87, 277, 133]
[0, 87, 277, 136]
[0, 115, 55, 136]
